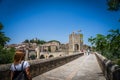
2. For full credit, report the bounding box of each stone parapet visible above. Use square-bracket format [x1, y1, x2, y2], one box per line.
[0, 53, 83, 80]
[95, 52, 120, 80]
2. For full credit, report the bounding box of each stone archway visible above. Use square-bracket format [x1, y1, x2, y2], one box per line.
[40, 55, 45, 59]
[69, 32, 83, 52]
[49, 55, 54, 58]
[74, 44, 79, 51]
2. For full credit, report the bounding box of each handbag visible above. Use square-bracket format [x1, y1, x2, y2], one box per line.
[13, 61, 29, 80]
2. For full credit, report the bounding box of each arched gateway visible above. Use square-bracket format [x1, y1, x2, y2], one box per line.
[69, 31, 83, 52]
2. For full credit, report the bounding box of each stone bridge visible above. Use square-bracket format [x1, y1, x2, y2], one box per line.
[26, 49, 76, 60]
[0, 52, 120, 80]
[26, 48, 70, 60]
[39, 52, 68, 59]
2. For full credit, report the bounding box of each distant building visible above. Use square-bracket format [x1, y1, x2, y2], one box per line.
[69, 32, 83, 52]
[5, 32, 85, 60]
[41, 41, 60, 52]
[59, 43, 69, 52]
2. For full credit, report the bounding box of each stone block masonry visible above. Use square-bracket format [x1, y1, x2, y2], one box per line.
[95, 52, 120, 80]
[0, 53, 83, 80]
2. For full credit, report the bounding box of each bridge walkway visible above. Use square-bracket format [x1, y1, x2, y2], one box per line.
[33, 54, 106, 80]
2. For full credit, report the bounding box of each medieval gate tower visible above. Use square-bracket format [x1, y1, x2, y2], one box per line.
[69, 31, 83, 52]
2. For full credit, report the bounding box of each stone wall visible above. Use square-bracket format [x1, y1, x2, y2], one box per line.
[69, 32, 83, 52]
[0, 53, 83, 80]
[95, 52, 120, 80]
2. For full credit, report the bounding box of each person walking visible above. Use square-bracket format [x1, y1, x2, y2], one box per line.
[10, 50, 32, 80]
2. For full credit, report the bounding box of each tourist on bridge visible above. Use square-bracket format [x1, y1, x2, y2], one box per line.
[87, 49, 90, 55]
[10, 50, 32, 80]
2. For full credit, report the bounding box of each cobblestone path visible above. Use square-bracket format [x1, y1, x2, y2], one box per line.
[33, 54, 106, 80]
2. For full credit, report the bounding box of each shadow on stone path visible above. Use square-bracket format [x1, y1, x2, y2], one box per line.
[33, 54, 106, 80]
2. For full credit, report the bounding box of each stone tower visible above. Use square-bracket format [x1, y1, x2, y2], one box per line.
[69, 31, 83, 52]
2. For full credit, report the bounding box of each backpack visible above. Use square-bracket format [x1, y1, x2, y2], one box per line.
[13, 61, 29, 80]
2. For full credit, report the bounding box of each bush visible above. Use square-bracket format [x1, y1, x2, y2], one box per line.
[112, 59, 120, 66]
[0, 47, 15, 64]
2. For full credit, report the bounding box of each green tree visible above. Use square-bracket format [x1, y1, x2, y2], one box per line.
[0, 22, 15, 64]
[0, 22, 10, 47]
[107, 0, 120, 21]
[37, 40, 46, 44]
[88, 34, 107, 55]
[107, 0, 120, 11]
[23, 39, 29, 43]
[23, 38, 46, 44]
[48, 40, 61, 44]
[88, 29, 120, 60]
[30, 39, 34, 43]
[106, 1, 120, 65]
[0, 47, 15, 64]
[88, 36, 96, 46]
[107, 29, 120, 59]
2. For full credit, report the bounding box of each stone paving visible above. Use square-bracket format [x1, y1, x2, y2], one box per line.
[33, 54, 106, 80]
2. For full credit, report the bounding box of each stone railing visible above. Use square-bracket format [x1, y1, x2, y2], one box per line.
[95, 52, 120, 80]
[0, 53, 83, 80]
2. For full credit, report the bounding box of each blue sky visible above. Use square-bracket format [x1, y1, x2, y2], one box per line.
[0, 0, 120, 45]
